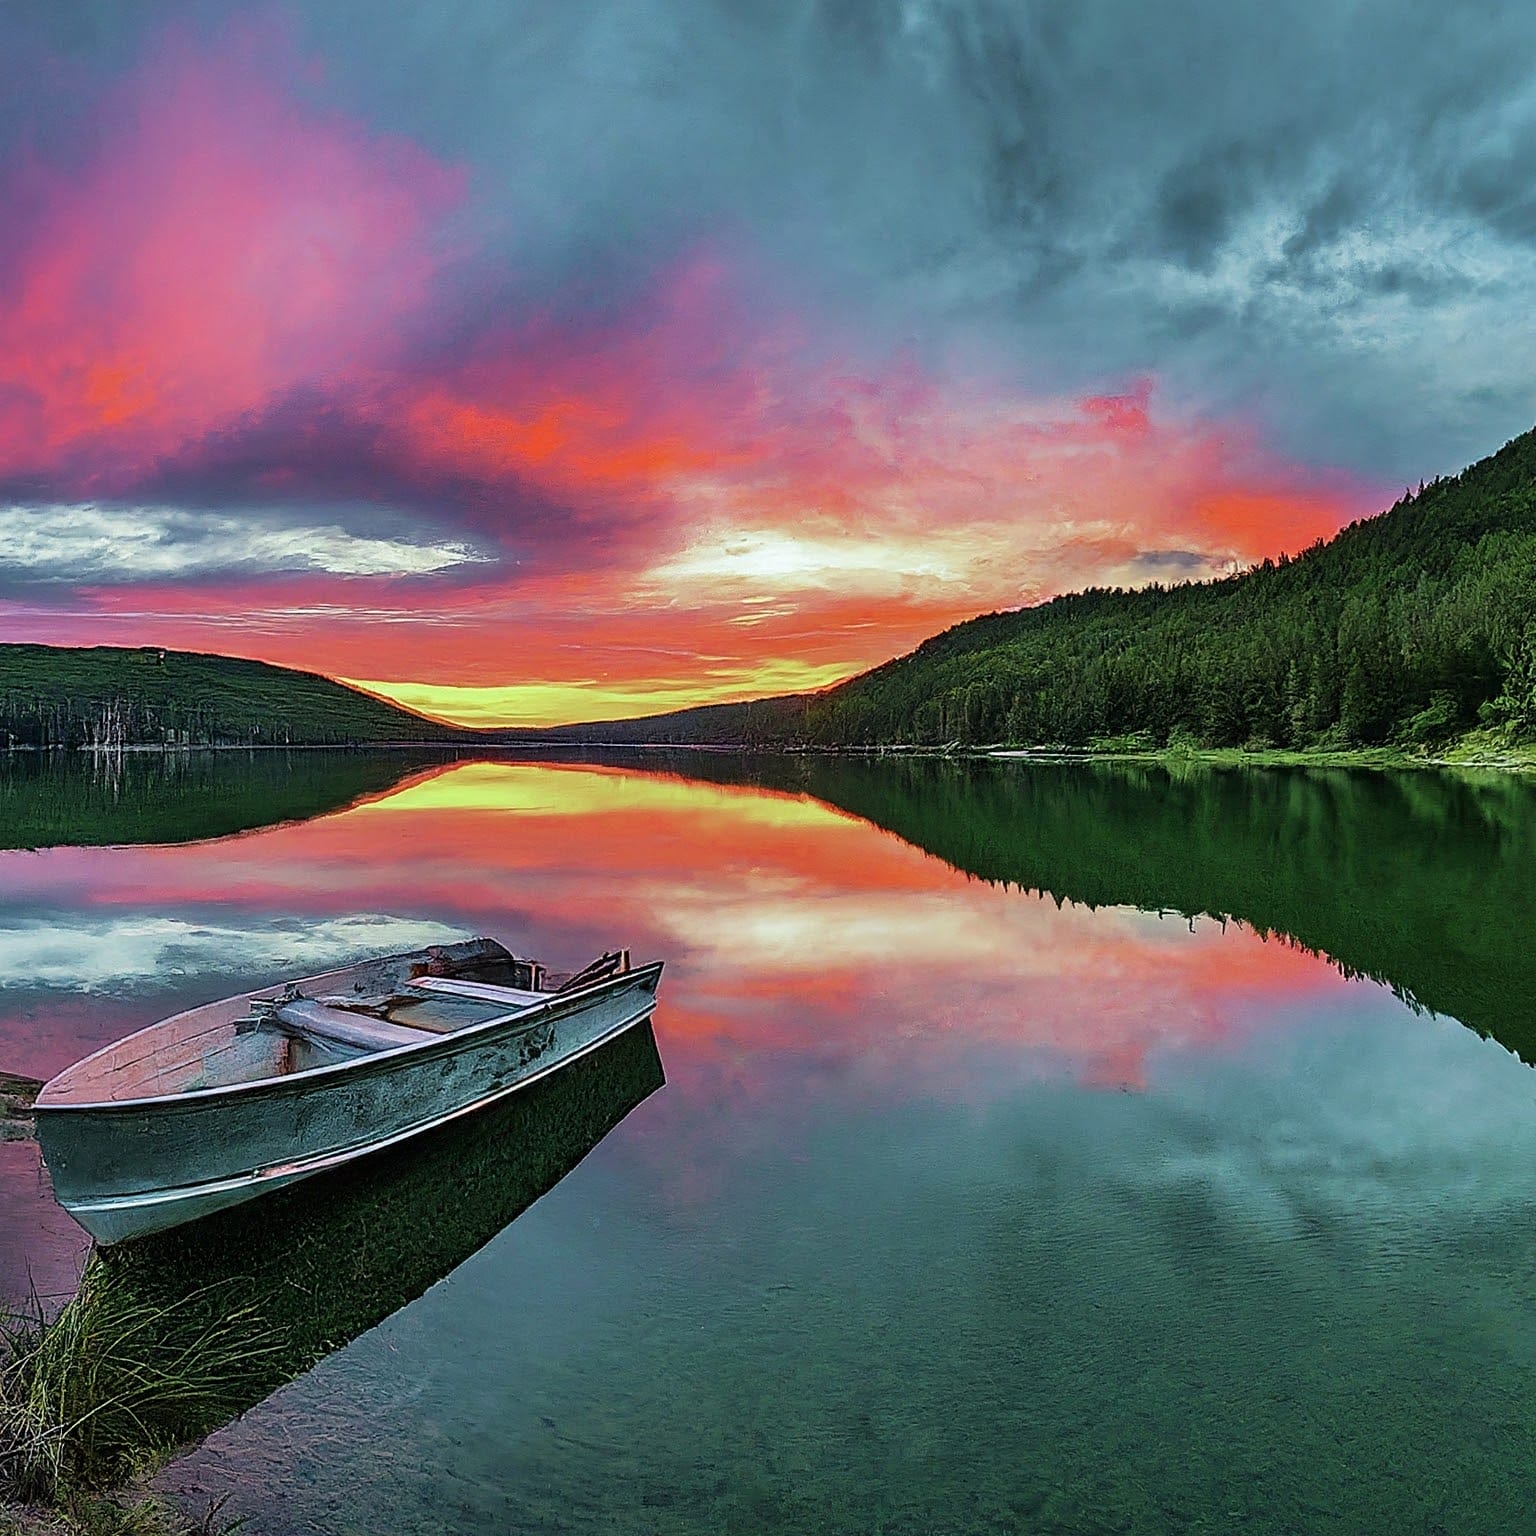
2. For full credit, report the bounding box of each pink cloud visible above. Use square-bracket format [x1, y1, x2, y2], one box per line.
[0, 19, 463, 492]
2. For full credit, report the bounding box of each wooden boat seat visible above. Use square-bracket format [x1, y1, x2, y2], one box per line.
[409, 976, 550, 1005]
[271, 999, 433, 1053]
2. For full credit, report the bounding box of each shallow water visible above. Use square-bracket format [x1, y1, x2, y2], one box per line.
[4, 752, 1536, 1533]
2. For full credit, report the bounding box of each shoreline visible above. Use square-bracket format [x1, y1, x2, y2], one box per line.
[987, 743, 1536, 773]
[465, 738, 1536, 775]
[3, 738, 1533, 775]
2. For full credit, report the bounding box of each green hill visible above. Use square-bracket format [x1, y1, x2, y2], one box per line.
[507, 695, 810, 746]
[0, 645, 457, 749]
[526, 424, 1536, 750]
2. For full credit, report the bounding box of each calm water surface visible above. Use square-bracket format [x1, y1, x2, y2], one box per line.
[3, 752, 1535, 1534]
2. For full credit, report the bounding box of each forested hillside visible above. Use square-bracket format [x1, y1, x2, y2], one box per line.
[800, 426, 1536, 748]
[0, 645, 455, 748]
[531, 425, 1536, 749]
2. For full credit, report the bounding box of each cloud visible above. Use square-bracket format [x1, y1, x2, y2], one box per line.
[7, 1, 1536, 497]
[0, 504, 491, 581]
[649, 529, 976, 596]
[0, 2, 1531, 722]
[3, 373, 1378, 724]
[0, 913, 467, 992]
[0, 16, 462, 494]
[915, 0, 1536, 469]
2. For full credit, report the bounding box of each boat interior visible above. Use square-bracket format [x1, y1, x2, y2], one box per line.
[37, 939, 634, 1107]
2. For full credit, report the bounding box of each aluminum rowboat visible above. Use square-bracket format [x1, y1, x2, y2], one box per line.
[34, 937, 662, 1244]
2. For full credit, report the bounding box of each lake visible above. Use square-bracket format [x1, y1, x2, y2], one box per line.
[3, 750, 1535, 1534]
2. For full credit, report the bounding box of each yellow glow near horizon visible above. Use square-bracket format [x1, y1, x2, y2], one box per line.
[343, 659, 855, 729]
[351, 759, 850, 830]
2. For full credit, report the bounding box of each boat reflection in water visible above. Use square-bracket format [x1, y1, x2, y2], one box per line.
[84, 1018, 664, 1445]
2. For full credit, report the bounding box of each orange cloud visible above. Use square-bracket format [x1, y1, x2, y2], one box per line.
[396, 260, 750, 506]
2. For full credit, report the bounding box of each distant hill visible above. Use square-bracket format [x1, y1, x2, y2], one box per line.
[0, 645, 458, 748]
[524, 425, 1536, 751]
[506, 695, 811, 747]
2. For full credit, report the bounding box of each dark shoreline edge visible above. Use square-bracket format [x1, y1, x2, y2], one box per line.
[6, 736, 1533, 774]
[432, 739, 1536, 775]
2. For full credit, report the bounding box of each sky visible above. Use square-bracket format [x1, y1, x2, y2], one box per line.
[1, 2, 1534, 726]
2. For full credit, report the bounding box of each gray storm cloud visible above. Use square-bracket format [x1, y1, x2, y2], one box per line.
[280, 0, 1536, 480]
[4, 0, 1534, 515]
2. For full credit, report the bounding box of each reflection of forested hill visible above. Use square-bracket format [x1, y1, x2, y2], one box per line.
[573, 751, 1536, 1065]
[0, 749, 447, 849]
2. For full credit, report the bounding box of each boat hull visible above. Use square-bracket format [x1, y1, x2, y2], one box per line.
[35, 964, 661, 1245]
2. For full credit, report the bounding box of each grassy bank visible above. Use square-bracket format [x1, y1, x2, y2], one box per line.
[993, 732, 1536, 773]
[0, 1263, 279, 1535]
[0, 1492, 226, 1534]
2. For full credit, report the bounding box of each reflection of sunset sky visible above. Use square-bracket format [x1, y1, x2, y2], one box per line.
[2, 762, 1363, 1086]
[0, 760, 1412, 1293]
[0, 19, 1392, 727]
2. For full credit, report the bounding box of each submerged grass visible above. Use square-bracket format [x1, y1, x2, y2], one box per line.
[0, 1490, 235, 1535]
[0, 1258, 281, 1531]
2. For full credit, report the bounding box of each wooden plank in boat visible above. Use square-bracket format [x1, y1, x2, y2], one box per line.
[410, 976, 550, 1006]
[273, 1000, 434, 1052]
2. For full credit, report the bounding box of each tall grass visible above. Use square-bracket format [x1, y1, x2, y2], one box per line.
[0, 1259, 282, 1509]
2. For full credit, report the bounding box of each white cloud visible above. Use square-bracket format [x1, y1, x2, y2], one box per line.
[0, 913, 468, 992]
[647, 526, 988, 597]
[0, 504, 492, 581]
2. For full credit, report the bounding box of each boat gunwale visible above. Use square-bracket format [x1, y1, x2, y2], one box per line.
[58, 1002, 660, 1231]
[34, 958, 664, 1116]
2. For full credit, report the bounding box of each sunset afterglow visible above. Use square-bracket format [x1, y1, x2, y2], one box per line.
[3, 9, 1507, 725]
